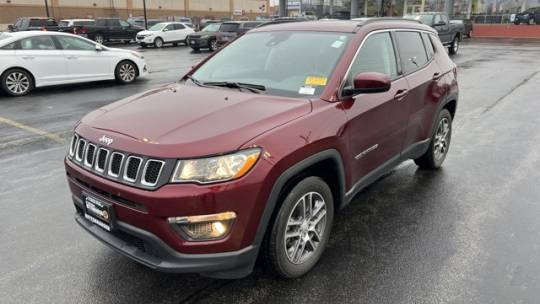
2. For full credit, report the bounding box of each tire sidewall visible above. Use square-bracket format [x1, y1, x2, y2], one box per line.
[154, 37, 163, 48]
[1, 69, 34, 97]
[271, 176, 334, 278]
[430, 109, 452, 167]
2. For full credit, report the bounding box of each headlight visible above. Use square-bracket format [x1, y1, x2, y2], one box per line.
[171, 148, 261, 184]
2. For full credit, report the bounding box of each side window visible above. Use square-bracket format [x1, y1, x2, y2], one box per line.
[29, 19, 45, 27]
[96, 19, 106, 26]
[19, 36, 56, 50]
[433, 15, 442, 25]
[421, 32, 434, 59]
[441, 15, 449, 24]
[347, 32, 398, 86]
[173, 24, 185, 30]
[119, 20, 130, 27]
[395, 31, 428, 74]
[1, 42, 18, 49]
[56, 36, 96, 51]
[165, 24, 175, 31]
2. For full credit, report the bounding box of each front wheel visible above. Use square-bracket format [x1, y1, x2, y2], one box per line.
[1, 69, 34, 97]
[154, 37, 164, 48]
[264, 176, 334, 278]
[209, 39, 218, 51]
[115, 61, 138, 84]
[448, 36, 459, 55]
[414, 109, 452, 169]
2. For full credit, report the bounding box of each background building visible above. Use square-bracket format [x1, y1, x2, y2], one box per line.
[0, 0, 270, 29]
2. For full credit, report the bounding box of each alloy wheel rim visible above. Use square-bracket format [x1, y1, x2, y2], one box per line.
[433, 117, 450, 161]
[119, 64, 135, 82]
[211, 40, 218, 50]
[453, 39, 459, 52]
[284, 191, 327, 265]
[6, 72, 30, 94]
[156, 39, 163, 47]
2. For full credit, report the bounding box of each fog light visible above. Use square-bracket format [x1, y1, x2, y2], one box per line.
[168, 211, 236, 241]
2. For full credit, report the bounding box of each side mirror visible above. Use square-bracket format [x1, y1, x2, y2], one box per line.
[343, 72, 391, 96]
[163, 28, 169, 32]
[7, 25, 14, 31]
[95, 44, 103, 51]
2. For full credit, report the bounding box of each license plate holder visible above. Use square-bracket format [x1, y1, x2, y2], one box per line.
[83, 193, 116, 232]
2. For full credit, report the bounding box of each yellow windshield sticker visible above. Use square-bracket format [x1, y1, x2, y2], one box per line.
[305, 76, 328, 86]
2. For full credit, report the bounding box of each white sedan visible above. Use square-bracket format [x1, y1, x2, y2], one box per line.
[0, 31, 148, 96]
[136, 22, 194, 48]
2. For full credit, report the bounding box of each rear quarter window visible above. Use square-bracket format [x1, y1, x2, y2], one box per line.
[421, 32, 435, 59]
[220, 23, 240, 32]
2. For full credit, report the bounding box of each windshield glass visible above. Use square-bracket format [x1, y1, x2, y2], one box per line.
[192, 31, 351, 98]
[202, 23, 220, 32]
[149, 23, 167, 31]
[406, 14, 434, 25]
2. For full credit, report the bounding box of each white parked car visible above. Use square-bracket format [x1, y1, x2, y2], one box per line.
[0, 31, 147, 96]
[136, 22, 194, 48]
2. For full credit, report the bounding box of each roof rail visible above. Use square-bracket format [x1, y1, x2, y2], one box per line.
[352, 17, 422, 25]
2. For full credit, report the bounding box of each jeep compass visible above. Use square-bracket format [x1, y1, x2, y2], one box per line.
[65, 19, 458, 279]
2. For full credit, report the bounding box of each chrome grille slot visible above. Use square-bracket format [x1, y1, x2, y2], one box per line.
[124, 156, 142, 182]
[84, 143, 97, 167]
[108, 152, 124, 177]
[69, 134, 78, 157]
[142, 160, 165, 186]
[95, 148, 109, 173]
[75, 139, 86, 162]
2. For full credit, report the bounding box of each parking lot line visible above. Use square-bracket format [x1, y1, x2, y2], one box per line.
[0, 116, 66, 144]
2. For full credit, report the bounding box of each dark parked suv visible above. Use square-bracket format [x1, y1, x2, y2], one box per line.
[65, 19, 458, 279]
[187, 22, 221, 51]
[215, 21, 263, 47]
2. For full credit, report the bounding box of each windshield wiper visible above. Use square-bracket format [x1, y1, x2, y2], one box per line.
[185, 75, 204, 87]
[202, 81, 266, 94]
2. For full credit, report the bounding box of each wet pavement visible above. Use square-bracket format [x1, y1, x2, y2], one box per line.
[1, 39, 540, 303]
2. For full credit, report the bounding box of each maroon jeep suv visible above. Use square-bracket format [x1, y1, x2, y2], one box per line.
[65, 19, 458, 279]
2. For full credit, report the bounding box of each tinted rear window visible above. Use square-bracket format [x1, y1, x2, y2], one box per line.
[220, 23, 240, 32]
[59, 21, 70, 27]
[29, 19, 46, 27]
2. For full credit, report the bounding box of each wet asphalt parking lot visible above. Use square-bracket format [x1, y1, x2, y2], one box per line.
[1, 39, 540, 304]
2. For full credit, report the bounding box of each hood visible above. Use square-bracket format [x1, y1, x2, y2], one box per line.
[137, 30, 156, 36]
[77, 84, 311, 158]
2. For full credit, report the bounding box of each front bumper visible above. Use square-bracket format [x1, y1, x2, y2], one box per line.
[73, 196, 257, 278]
[136, 36, 155, 44]
[188, 38, 209, 48]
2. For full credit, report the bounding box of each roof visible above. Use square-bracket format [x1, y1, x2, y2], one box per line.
[251, 19, 426, 33]
[0, 31, 84, 44]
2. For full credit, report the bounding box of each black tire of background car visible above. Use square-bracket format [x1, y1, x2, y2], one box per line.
[263, 176, 334, 278]
[448, 36, 459, 55]
[1, 68, 34, 97]
[414, 109, 452, 169]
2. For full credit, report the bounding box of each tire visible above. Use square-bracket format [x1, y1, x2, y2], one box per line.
[514, 20, 520, 25]
[448, 36, 459, 55]
[414, 109, 452, 169]
[264, 176, 334, 278]
[528, 18, 535, 25]
[172, 42, 178, 47]
[191, 47, 200, 52]
[1, 68, 34, 97]
[94, 34, 104, 44]
[115, 61, 138, 84]
[140, 43, 147, 48]
[154, 37, 164, 48]
[209, 39, 218, 52]
[466, 30, 472, 38]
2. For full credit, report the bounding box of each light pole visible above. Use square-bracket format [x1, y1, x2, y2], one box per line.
[44, 0, 50, 17]
[142, 0, 148, 29]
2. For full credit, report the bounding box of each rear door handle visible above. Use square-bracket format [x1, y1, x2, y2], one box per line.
[432, 72, 443, 80]
[22, 56, 35, 60]
[66, 56, 78, 60]
[394, 89, 408, 101]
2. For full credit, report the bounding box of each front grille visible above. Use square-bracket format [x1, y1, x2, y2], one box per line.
[108, 152, 124, 177]
[124, 156, 142, 182]
[142, 160, 164, 186]
[67, 134, 167, 189]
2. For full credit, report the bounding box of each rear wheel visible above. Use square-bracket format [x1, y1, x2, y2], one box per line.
[154, 37, 164, 48]
[172, 42, 178, 47]
[191, 47, 200, 52]
[448, 36, 459, 55]
[466, 30, 472, 38]
[1, 68, 34, 97]
[414, 109, 452, 169]
[528, 18, 535, 25]
[115, 61, 137, 84]
[264, 176, 334, 278]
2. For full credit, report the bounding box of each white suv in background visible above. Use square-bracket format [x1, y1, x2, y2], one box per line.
[0, 31, 148, 97]
[136, 22, 194, 48]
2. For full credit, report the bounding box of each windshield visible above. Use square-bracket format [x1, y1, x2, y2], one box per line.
[405, 14, 434, 25]
[149, 23, 167, 31]
[202, 23, 220, 32]
[191, 31, 351, 98]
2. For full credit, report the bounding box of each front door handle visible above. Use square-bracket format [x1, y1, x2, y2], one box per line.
[394, 89, 408, 101]
[66, 56, 78, 60]
[432, 72, 443, 80]
[22, 56, 35, 60]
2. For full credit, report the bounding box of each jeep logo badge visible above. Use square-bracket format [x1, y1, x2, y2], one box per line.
[99, 135, 113, 146]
